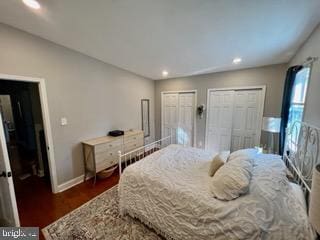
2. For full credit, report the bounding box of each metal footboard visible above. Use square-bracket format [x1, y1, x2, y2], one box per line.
[118, 135, 172, 176]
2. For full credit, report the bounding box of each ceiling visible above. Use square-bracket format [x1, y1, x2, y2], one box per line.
[0, 0, 320, 80]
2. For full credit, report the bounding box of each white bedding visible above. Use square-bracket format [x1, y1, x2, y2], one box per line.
[118, 144, 315, 240]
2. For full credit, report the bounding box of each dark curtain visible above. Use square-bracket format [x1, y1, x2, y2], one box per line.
[279, 65, 303, 155]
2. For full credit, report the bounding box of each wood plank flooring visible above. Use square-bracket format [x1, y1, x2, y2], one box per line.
[14, 172, 119, 239]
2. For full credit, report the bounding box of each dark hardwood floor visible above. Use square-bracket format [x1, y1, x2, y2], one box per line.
[14, 171, 119, 239]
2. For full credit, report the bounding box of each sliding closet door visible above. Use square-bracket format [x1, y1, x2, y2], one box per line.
[162, 93, 179, 144]
[177, 93, 194, 146]
[206, 91, 235, 152]
[231, 90, 263, 151]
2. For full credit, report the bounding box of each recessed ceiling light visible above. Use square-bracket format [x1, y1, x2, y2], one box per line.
[233, 58, 242, 64]
[162, 70, 168, 77]
[22, 0, 41, 9]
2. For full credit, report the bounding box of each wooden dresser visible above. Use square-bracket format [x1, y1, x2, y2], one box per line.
[82, 130, 144, 183]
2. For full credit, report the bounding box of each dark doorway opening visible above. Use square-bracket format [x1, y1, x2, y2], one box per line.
[0, 79, 51, 225]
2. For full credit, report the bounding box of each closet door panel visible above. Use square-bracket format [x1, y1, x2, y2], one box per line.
[206, 90, 234, 152]
[162, 92, 195, 146]
[170, 127, 178, 144]
[231, 135, 241, 150]
[162, 93, 179, 143]
[231, 90, 262, 151]
[163, 126, 171, 140]
[178, 93, 194, 146]
[243, 136, 254, 148]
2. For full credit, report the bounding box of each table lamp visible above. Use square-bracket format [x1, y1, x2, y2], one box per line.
[262, 117, 281, 153]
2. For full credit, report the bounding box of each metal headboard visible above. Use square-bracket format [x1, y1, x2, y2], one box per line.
[283, 121, 320, 193]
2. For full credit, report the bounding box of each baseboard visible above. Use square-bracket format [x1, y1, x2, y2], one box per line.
[57, 174, 92, 193]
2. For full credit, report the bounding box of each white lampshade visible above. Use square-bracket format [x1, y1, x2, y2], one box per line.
[309, 164, 320, 234]
[262, 117, 281, 133]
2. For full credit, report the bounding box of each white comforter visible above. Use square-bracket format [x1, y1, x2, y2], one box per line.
[118, 144, 315, 240]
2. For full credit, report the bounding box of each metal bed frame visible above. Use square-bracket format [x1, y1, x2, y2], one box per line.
[118, 135, 172, 176]
[283, 121, 320, 196]
[283, 121, 320, 239]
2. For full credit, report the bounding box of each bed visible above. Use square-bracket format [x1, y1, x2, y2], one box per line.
[118, 123, 318, 240]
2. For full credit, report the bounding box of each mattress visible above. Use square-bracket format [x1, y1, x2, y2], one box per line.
[118, 144, 315, 240]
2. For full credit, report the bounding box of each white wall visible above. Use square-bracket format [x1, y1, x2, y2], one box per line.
[0, 23, 155, 185]
[290, 24, 320, 127]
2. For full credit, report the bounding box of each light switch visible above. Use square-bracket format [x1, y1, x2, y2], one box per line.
[61, 117, 68, 126]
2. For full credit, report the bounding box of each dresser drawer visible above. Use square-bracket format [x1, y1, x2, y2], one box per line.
[95, 139, 122, 153]
[95, 147, 120, 163]
[96, 158, 118, 173]
[124, 132, 144, 145]
[124, 138, 144, 153]
[95, 149, 119, 172]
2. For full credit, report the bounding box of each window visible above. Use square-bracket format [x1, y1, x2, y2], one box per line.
[287, 67, 310, 129]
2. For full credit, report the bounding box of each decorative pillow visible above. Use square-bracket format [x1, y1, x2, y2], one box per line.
[210, 156, 253, 200]
[208, 151, 230, 177]
[228, 148, 258, 162]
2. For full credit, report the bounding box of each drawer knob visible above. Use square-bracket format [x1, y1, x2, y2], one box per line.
[110, 153, 113, 156]
[109, 144, 112, 147]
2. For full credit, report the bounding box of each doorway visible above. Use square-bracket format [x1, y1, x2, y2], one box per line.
[0, 80, 51, 222]
[205, 86, 266, 152]
[161, 91, 197, 147]
[0, 81, 50, 182]
[0, 74, 56, 227]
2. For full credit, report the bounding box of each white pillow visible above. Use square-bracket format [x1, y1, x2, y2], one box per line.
[210, 156, 253, 200]
[208, 151, 230, 177]
[228, 148, 258, 162]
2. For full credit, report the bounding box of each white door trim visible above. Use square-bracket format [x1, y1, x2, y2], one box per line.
[205, 85, 266, 150]
[0, 73, 58, 193]
[161, 90, 197, 147]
